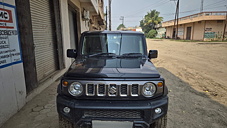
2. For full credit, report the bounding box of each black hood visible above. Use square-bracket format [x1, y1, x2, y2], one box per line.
[65, 57, 160, 78]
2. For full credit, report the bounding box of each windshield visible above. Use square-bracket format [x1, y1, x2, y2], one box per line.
[81, 34, 145, 56]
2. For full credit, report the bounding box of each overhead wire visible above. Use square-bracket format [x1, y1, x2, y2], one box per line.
[121, 5, 226, 23]
[114, 0, 227, 25]
[125, 0, 169, 17]
[118, 0, 156, 16]
[203, 0, 226, 8]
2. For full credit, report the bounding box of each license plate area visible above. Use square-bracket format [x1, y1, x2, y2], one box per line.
[92, 120, 133, 128]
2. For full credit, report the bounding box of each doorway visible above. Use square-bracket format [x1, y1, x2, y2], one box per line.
[186, 27, 192, 40]
[68, 6, 79, 50]
[172, 28, 176, 38]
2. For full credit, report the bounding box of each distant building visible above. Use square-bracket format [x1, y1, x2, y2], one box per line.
[162, 11, 227, 41]
[121, 27, 143, 33]
[136, 27, 143, 33]
[155, 24, 166, 38]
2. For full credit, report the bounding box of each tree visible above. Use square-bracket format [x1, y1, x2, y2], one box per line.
[117, 24, 126, 30]
[140, 10, 163, 34]
[147, 29, 157, 38]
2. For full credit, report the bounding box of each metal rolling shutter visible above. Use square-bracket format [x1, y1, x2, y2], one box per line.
[30, 0, 58, 81]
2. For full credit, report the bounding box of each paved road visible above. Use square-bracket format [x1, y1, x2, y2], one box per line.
[1, 82, 59, 128]
[1, 39, 227, 128]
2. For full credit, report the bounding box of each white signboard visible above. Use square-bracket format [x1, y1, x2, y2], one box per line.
[178, 28, 184, 36]
[0, 2, 22, 69]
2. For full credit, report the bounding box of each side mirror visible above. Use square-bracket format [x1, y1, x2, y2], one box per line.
[67, 49, 77, 58]
[148, 50, 158, 59]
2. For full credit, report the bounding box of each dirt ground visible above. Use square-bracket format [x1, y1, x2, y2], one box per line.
[147, 39, 227, 128]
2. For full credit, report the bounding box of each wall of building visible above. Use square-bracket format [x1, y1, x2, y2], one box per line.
[156, 28, 166, 38]
[59, 0, 73, 68]
[0, 0, 26, 126]
[166, 26, 173, 38]
[70, 0, 90, 33]
[183, 23, 193, 40]
[177, 25, 184, 39]
[204, 20, 226, 40]
[165, 20, 226, 41]
[193, 21, 205, 40]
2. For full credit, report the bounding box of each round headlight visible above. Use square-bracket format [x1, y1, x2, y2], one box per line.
[142, 83, 156, 97]
[68, 82, 83, 96]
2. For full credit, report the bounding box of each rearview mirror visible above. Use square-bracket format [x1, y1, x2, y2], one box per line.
[67, 49, 77, 58]
[148, 50, 158, 59]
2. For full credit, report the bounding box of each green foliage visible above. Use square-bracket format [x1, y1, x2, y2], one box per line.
[117, 24, 126, 30]
[146, 29, 157, 38]
[140, 10, 163, 34]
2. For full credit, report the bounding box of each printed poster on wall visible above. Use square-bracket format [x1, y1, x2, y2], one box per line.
[0, 2, 22, 69]
[178, 28, 184, 36]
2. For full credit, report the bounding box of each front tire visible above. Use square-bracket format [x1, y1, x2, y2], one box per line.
[59, 115, 74, 128]
[150, 115, 167, 128]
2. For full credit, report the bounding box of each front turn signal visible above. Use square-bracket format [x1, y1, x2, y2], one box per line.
[157, 82, 163, 88]
[62, 81, 69, 87]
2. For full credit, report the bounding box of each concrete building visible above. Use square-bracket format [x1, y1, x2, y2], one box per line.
[155, 24, 166, 38]
[0, 0, 105, 126]
[121, 27, 143, 33]
[162, 11, 227, 41]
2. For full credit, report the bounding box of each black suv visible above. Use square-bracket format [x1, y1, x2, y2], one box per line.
[57, 31, 168, 128]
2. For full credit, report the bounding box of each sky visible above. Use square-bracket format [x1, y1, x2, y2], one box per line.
[103, 0, 227, 30]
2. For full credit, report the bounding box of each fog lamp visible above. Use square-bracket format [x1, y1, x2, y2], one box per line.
[155, 108, 162, 114]
[63, 107, 70, 113]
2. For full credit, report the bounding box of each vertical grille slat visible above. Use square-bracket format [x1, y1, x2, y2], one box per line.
[86, 84, 95, 96]
[97, 84, 106, 96]
[120, 84, 128, 96]
[131, 84, 139, 96]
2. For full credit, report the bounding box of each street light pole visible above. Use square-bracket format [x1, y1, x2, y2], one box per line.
[106, 6, 108, 30]
[120, 16, 124, 25]
[200, 0, 204, 12]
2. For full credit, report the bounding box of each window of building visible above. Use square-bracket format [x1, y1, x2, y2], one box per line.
[217, 20, 223, 23]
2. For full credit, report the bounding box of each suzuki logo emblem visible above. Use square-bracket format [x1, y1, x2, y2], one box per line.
[109, 85, 117, 95]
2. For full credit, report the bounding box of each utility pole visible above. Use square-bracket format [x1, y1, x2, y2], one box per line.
[200, 0, 204, 12]
[171, 0, 179, 39]
[106, 6, 108, 30]
[120, 16, 124, 25]
[176, 0, 179, 39]
[109, 0, 112, 31]
[222, 5, 227, 41]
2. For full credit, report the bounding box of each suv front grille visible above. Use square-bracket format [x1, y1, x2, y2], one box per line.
[86, 83, 140, 97]
[84, 110, 142, 119]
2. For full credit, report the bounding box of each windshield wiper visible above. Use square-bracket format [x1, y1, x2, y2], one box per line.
[119, 53, 143, 58]
[89, 53, 116, 57]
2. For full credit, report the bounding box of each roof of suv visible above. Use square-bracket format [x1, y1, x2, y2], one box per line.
[83, 30, 144, 35]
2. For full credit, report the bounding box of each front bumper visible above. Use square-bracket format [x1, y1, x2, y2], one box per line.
[57, 95, 168, 128]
